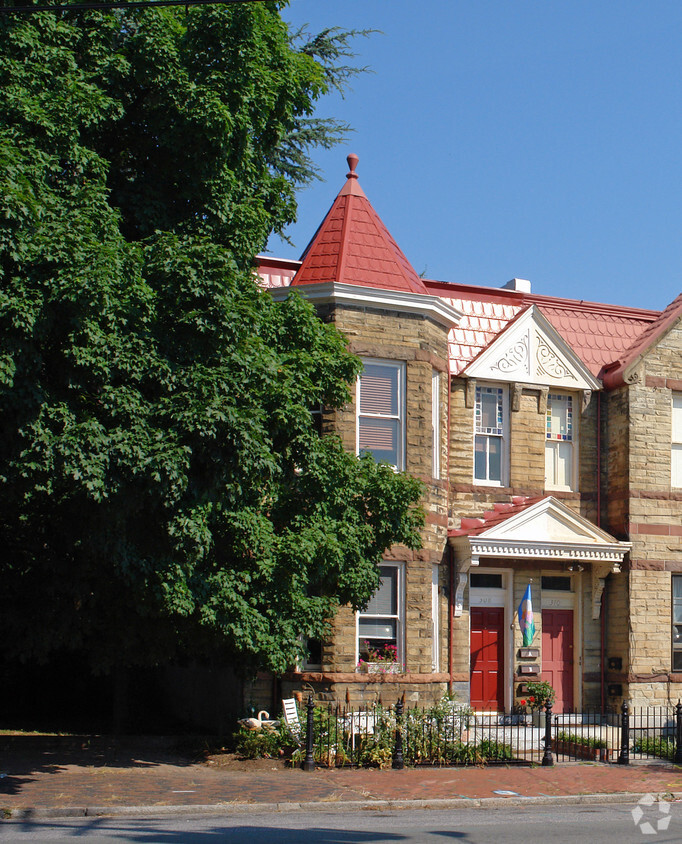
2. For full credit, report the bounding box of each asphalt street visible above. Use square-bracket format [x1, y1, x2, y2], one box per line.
[3, 801, 682, 843]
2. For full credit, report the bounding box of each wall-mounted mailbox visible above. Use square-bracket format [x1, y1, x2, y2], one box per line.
[518, 663, 541, 676]
[607, 657, 622, 671]
[518, 648, 539, 659]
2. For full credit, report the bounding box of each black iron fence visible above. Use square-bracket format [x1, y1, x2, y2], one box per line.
[295, 697, 682, 770]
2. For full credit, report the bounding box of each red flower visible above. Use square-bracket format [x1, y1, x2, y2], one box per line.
[529, 696, 535, 702]
[520, 699, 526, 706]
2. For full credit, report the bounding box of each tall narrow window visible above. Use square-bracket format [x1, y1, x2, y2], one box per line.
[358, 564, 403, 666]
[672, 393, 682, 488]
[545, 392, 576, 490]
[432, 370, 440, 479]
[357, 361, 405, 470]
[673, 576, 682, 670]
[474, 385, 506, 485]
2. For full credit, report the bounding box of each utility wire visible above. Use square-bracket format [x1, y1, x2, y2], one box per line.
[0, 0, 270, 14]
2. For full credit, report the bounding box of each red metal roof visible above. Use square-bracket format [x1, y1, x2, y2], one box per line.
[424, 279, 660, 378]
[602, 292, 682, 388]
[257, 155, 667, 383]
[290, 155, 429, 296]
[448, 496, 544, 538]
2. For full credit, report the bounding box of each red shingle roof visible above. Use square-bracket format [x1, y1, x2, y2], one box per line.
[448, 496, 544, 537]
[424, 279, 660, 378]
[602, 292, 682, 388]
[291, 155, 429, 295]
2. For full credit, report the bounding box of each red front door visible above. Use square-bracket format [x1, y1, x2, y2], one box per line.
[542, 609, 574, 712]
[470, 607, 505, 710]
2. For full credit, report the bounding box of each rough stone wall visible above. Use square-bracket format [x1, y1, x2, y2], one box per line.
[604, 320, 682, 706]
[509, 390, 545, 491]
[448, 379, 596, 526]
[289, 303, 452, 706]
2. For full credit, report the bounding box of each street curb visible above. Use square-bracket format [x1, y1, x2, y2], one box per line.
[6, 791, 682, 820]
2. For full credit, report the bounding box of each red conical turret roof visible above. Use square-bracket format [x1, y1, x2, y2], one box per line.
[291, 154, 429, 295]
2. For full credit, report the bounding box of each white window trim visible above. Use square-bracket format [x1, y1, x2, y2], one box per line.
[356, 358, 406, 471]
[545, 391, 579, 492]
[356, 562, 405, 668]
[432, 370, 440, 479]
[473, 383, 508, 487]
[672, 393, 682, 489]
[432, 565, 440, 672]
[673, 574, 682, 671]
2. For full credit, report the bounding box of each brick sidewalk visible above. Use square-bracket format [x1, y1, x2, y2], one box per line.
[2, 743, 682, 816]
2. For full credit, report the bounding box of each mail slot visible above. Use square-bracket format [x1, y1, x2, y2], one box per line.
[518, 664, 541, 675]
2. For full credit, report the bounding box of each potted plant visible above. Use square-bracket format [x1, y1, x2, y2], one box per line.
[357, 641, 403, 674]
[517, 680, 556, 727]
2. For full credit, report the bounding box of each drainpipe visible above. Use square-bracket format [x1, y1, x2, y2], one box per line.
[449, 543, 454, 695]
[601, 591, 606, 712]
[447, 371, 454, 695]
[597, 391, 605, 710]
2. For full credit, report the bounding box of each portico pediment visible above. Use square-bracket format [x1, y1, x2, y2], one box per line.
[463, 305, 601, 391]
[449, 496, 631, 568]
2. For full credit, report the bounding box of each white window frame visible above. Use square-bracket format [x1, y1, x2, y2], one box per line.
[673, 575, 682, 671]
[432, 370, 440, 479]
[545, 392, 578, 492]
[432, 565, 440, 672]
[473, 384, 508, 486]
[356, 563, 405, 668]
[672, 393, 682, 489]
[356, 359, 406, 471]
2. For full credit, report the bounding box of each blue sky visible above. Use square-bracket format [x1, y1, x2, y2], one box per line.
[267, 1, 682, 312]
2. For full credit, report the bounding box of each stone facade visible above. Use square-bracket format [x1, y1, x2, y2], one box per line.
[259, 157, 682, 715]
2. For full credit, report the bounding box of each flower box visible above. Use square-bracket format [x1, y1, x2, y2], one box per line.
[552, 739, 610, 762]
[358, 662, 403, 675]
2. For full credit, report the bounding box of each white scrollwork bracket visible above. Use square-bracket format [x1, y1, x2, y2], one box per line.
[454, 555, 474, 617]
[592, 562, 620, 620]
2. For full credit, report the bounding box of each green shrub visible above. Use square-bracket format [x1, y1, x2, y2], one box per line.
[234, 722, 295, 759]
[477, 739, 513, 760]
[556, 730, 608, 750]
[633, 737, 675, 760]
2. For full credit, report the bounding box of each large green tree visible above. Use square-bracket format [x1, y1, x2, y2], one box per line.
[0, 2, 423, 675]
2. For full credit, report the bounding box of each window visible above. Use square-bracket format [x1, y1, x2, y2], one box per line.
[357, 361, 405, 470]
[673, 393, 682, 488]
[358, 564, 403, 665]
[545, 392, 577, 490]
[673, 576, 682, 670]
[474, 385, 507, 485]
[432, 370, 440, 479]
[541, 576, 572, 591]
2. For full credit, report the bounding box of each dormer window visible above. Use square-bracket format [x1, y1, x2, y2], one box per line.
[545, 392, 577, 491]
[474, 384, 507, 485]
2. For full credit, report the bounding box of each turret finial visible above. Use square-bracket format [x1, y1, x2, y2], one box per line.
[346, 153, 359, 179]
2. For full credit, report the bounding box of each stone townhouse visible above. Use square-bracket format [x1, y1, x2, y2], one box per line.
[258, 154, 682, 712]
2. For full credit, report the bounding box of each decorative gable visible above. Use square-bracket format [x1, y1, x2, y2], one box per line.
[463, 305, 601, 391]
[449, 496, 631, 619]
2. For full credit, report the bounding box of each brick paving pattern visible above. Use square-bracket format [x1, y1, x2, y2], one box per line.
[2, 742, 682, 814]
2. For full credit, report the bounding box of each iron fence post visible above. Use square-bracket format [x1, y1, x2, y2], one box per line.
[541, 702, 554, 766]
[302, 694, 315, 772]
[392, 698, 405, 770]
[675, 700, 682, 765]
[618, 700, 629, 765]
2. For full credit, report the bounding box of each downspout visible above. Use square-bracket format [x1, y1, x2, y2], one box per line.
[447, 372, 454, 694]
[449, 543, 454, 695]
[597, 390, 605, 711]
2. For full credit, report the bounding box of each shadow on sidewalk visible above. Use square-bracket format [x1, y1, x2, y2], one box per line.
[0, 735, 201, 797]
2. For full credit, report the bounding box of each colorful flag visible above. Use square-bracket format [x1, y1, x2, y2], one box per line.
[517, 583, 536, 647]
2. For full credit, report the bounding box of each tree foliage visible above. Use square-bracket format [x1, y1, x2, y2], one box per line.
[0, 2, 423, 674]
